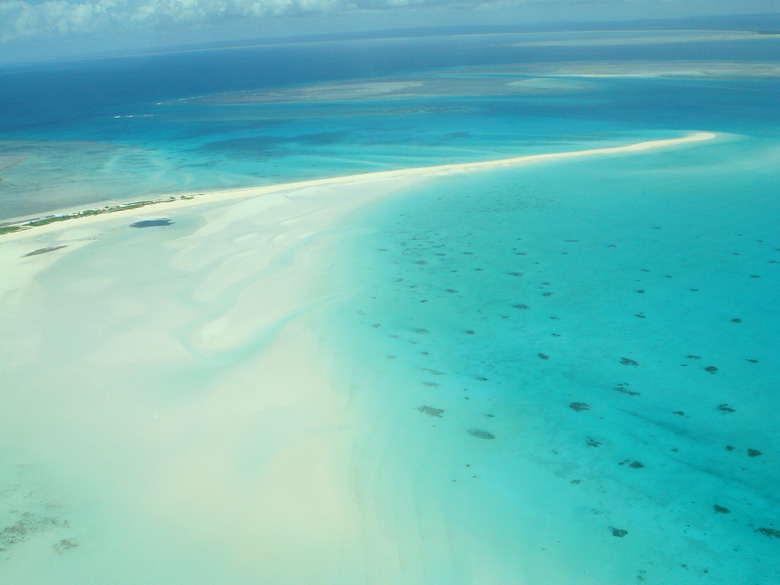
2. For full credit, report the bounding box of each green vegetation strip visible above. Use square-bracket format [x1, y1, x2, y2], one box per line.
[0, 196, 191, 235]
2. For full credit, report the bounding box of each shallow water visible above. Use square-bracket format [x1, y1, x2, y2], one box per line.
[326, 133, 780, 583]
[2, 32, 779, 220]
[1, 30, 779, 584]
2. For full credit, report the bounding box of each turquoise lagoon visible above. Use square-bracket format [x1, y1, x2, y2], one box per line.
[1, 30, 779, 584]
[327, 133, 780, 583]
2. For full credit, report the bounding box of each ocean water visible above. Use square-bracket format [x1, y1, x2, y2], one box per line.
[1, 30, 779, 584]
[328, 134, 780, 583]
[2, 32, 779, 219]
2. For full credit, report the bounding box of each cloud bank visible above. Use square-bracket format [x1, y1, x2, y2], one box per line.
[1, 0, 776, 47]
[1, 0, 434, 41]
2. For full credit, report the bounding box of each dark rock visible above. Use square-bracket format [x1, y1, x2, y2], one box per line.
[713, 505, 730, 514]
[610, 527, 628, 537]
[569, 402, 590, 412]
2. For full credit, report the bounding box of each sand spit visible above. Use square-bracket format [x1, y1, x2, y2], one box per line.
[0, 131, 716, 241]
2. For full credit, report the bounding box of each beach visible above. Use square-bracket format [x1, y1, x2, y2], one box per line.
[3, 21, 780, 583]
[8, 130, 776, 584]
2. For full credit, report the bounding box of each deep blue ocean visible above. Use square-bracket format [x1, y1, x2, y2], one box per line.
[1, 30, 779, 585]
[1, 32, 779, 219]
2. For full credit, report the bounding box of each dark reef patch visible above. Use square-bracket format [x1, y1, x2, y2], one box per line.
[615, 383, 640, 396]
[130, 218, 173, 228]
[467, 429, 495, 440]
[23, 245, 67, 257]
[418, 405, 445, 417]
[53, 538, 79, 554]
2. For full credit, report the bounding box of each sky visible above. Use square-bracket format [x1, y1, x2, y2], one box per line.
[1, 0, 778, 63]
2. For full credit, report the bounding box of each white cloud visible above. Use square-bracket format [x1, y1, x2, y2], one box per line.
[1, 0, 775, 45]
[0, 0, 430, 41]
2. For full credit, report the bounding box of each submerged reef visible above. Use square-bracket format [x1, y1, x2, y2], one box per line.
[417, 405, 445, 417]
[130, 218, 173, 228]
[467, 429, 496, 440]
[22, 245, 67, 257]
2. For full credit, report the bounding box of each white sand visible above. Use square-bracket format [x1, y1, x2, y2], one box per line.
[0, 132, 717, 583]
[1, 131, 716, 243]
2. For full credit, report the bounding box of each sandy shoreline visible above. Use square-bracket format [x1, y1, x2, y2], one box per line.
[0, 131, 716, 241]
[0, 130, 722, 583]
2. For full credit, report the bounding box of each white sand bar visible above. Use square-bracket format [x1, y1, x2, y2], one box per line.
[0, 132, 716, 584]
[1, 131, 715, 239]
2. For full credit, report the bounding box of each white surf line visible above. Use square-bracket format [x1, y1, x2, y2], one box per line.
[1, 132, 717, 240]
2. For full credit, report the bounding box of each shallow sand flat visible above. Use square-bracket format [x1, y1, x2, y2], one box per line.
[0, 132, 722, 583]
[502, 30, 777, 48]
[450, 61, 780, 79]
[195, 75, 593, 105]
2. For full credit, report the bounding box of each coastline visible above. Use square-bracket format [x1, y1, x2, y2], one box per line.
[0, 131, 716, 241]
[0, 129, 731, 583]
